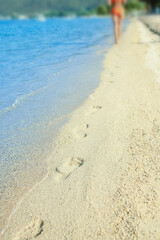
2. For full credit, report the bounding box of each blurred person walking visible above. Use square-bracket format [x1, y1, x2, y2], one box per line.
[108, 0, 126, 44]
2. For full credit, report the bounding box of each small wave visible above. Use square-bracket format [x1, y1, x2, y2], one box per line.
[0, 93, 36, 117]
[0, 86, 48, 117]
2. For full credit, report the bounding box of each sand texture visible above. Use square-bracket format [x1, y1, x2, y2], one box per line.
[1, 20, 160, 240]
[140, 15, 160, 35]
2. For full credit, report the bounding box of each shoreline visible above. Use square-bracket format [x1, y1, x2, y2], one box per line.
[1, 16, 116, 234]
[2, 19, 160, 239]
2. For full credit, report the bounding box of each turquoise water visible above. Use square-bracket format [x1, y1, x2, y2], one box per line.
[0, 17, 128, 232]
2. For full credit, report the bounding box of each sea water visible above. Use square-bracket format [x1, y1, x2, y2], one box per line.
[0, 17, 128, 232]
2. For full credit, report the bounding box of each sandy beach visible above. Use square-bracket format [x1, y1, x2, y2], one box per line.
[141, 15, 160, 35]
[2, 19, 160, 239]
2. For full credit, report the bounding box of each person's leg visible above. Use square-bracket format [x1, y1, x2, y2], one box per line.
[118, 16, 123, 40]
[112, 15, 119, 44]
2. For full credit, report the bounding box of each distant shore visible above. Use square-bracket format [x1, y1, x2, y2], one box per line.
[2, 19, 160, 239]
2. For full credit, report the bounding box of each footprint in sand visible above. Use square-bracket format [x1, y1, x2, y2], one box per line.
[13, 218, 43, 240]
[86, 106, 102, 116]
[107, 80, 114, 83]
[55, 157, 84, 181]
[74, 123, 89, 139]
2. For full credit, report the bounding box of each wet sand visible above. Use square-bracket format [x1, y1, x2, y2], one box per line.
[2, 19, 160, 239]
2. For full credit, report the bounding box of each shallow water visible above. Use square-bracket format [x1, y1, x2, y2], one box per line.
[0, 17, 128, 233]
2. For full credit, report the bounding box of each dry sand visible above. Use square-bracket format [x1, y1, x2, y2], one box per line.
[141, 15, 160, 35]
[1, 19, 160, 240]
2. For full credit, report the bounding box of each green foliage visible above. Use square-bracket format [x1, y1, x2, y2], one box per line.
[58, 11, 69, 17]
[45, 11, 59, 17]
[45, 11, 69, 17]
[0, 0, 106, 16]
[77, 10, 96, 16]
[125, 0, 145, 12]
[96, 5, 108, 15]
